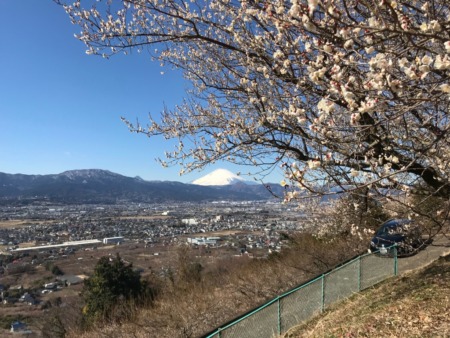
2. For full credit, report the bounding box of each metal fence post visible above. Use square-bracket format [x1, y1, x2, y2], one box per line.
[358, 255, 362, 291]
[321, 274, 325, 312]
[277, 296, 281, 335]
[394, 244, 398, 276]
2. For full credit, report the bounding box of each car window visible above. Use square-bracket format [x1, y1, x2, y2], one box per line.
[377, 224, 403, 235]
[376, 226, 389, 235]
[387, 225, 404, 235]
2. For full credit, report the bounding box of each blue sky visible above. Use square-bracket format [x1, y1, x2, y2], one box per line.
[0, 1, 283, 183]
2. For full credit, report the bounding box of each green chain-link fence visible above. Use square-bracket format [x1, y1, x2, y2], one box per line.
[205, 245, 397, 338]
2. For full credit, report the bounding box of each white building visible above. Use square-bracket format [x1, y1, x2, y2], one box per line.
[186, 237, 219, 246]
[103, 237, 124, 245]
[182, 218, 198, 225]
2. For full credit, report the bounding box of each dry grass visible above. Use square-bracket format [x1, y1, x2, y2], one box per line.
[62, 233, 366, 338]
[0, 216, 171, 228]
[283, 253, 450, 338]
[0, 219, 57, 229]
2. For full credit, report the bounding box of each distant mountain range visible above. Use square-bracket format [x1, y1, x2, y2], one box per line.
[0, 169, 284, 205]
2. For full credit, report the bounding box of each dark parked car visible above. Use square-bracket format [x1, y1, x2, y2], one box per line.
[369, 219, 423, 256]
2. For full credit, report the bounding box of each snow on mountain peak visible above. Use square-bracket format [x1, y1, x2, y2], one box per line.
[192, 169, 247, 186]
[59, 169, 121, 180]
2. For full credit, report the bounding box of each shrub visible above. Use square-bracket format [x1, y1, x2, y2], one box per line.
[81, 254, 154, 328]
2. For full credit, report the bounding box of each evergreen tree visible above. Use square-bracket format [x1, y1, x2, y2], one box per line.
[81, 254, 146, 327]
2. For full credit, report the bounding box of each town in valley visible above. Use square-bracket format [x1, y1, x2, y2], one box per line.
[0, 199, 308, 335]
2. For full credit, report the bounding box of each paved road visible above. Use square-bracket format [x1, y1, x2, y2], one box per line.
[398, 234, 450, 274]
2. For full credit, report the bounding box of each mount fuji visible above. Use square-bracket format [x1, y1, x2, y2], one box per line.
[192, 169, 250, 186]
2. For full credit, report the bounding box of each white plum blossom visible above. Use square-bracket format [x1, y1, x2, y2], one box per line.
[317, 98, 336, 114]
[343, 39, 354, 50]
[307, 160, 320, 169]
[350, 113, 361, 125]
[60, 0, 450, 228]
[307, 0, 319, 15]
[273, 49, 284, 60]
[421, 55, 433, 66]
[404, 66, 419, 80]
[350, 169, 359, 177]
[358, 99, 376, 113]
[419, 65, 430, 74]
[323, 44, 333, 53]
[435, 55, 450, 70]
[342, 88, 357, 107]
[421, 3, 430, 11]
[288, 3, 301, 17]
[389, 79, 402, 92]
[304, 42, 312, 52]
[419, 22, 428, 32]
[439, 84, 450, 93]
[398, 57, 409, 68]
[429, 20, 442, 32]
[365, 46, 375, 54]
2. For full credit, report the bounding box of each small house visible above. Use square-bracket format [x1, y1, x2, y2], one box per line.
[19, 292, 36, 305]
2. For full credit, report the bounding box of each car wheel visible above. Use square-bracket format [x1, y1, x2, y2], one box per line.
[397, 243, 412, 256]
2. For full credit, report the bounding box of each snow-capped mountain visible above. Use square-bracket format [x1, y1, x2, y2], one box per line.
[192, 169, 248, 186]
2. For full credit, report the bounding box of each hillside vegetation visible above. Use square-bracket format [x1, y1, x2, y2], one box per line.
[59, 233, 369, 338]
[57, 194, 447, 337]
[283, 253, 450, 338]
